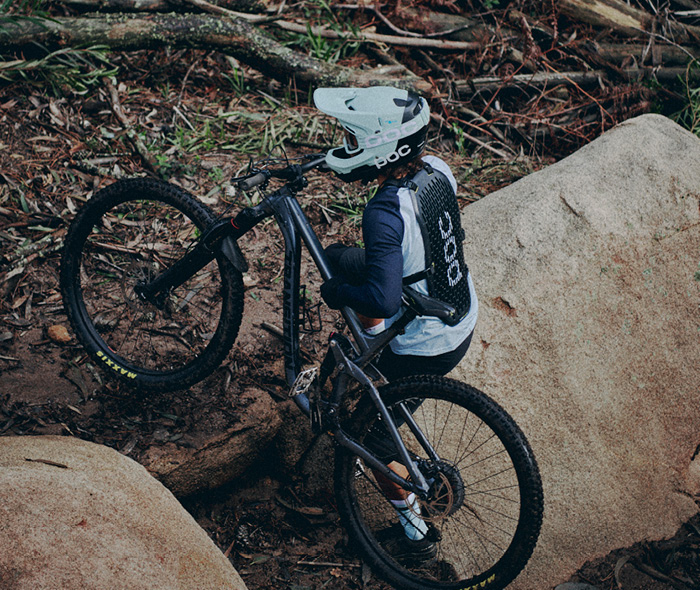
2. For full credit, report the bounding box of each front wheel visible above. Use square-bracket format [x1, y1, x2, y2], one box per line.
[60, 177, 244, 392]
[334, 375, 543, 590]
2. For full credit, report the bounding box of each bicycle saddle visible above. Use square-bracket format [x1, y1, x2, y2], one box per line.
[401, 286, 460, 326]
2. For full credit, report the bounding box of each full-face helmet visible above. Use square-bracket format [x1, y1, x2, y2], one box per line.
[313, 86, 430, 182]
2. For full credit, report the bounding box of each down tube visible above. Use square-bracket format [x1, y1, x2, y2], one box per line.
[273, 196, 303, 389]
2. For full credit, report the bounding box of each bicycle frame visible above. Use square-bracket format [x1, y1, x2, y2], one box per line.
[137, 163, 432, 496]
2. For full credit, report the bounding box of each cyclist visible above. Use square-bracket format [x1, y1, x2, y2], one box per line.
[313, 86, 478, 561]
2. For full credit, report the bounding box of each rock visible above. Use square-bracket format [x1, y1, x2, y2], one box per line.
[141, 386, 282, 496]
[0, 435, 247, 590]
[454, 114, 700, 588]
[555, 584, 601, 590]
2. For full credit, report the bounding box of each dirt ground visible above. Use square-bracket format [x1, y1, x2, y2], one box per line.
[1, 48, 699, 590]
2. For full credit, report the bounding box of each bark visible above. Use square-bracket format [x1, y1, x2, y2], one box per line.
[558, 0, 700, 43]
[0, 13, 430, 93]
[61, 0, 270, 12]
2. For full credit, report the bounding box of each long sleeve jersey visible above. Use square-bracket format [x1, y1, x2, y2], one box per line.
[334, 156, 478, 357]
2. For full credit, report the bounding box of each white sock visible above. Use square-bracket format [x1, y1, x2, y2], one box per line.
[390, 493, 428, 541]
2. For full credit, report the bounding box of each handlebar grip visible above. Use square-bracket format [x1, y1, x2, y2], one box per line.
[238, 172, 268, 191]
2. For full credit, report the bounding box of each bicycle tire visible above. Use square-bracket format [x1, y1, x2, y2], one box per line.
[60, 177, 244, 392]
[334, 375, 543, 590]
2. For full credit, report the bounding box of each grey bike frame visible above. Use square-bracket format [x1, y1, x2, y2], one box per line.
[226, 177, 431, 495]
[129, 160, 433, 494]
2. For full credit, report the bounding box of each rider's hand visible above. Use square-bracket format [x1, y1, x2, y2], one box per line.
[321, 277, 345, 309]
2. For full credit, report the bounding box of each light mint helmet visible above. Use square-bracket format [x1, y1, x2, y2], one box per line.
[313, 86, 430, 182]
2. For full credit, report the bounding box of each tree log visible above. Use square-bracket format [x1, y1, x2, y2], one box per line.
[456, 65, 700, 96]
[61, 0, 270, 12]
[558, 0, 700, 43]
[0, 13, 430, 93]
[596, 42, 700, 66]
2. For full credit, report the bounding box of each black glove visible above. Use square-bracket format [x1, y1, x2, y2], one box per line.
[320, 277, 346, 310]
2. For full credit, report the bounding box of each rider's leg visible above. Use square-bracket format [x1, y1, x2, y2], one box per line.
[373, 462, 429, 541]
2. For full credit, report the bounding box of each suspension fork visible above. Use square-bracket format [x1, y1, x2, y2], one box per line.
[135, 199, 272, 307]
[268, 190, 304, 387]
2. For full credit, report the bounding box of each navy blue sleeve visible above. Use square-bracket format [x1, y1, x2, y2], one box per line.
[335, 185, 404, 318]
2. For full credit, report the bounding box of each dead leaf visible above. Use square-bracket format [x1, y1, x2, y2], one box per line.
[47, 324, 71, 344]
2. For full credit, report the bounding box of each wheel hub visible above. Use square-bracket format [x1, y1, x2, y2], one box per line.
[125, 261, 169, 312]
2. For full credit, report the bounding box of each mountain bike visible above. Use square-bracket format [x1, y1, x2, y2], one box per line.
[60, 154, 543, 590]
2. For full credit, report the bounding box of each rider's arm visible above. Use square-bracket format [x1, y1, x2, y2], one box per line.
[329, 185, 405, 318]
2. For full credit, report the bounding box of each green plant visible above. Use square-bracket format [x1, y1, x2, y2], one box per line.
[223, 57, 248, 97]
[0, 46, 118, 95]
[672, 60, 700, 136]
[328, 185, 374, 226]
[281, 0, 360, 64]
[451, 123, 469, 156]
[0, 0, 49, 22]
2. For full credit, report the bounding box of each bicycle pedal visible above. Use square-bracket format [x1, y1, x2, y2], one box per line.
[289, 367, 318, 398]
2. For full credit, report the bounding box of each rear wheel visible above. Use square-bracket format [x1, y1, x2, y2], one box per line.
[334, 375, 543, 590]
[60, 177, 244, 392]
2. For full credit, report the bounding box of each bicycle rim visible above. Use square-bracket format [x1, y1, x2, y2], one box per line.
[335, 376, 543, 590]
[61, 178, 243, 391]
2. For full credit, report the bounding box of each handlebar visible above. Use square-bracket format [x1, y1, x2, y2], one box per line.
[237, 154, 328, 192]
[238, 171, 270, 191]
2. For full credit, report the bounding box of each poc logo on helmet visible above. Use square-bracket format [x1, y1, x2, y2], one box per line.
[374, 145, 411, 169]
[363, 120, 419, 149]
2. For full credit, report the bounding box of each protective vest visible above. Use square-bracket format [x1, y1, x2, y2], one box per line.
[398, 164, 471, 326]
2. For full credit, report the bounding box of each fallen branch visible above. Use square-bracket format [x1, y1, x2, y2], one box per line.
[61, 0, 270, 12]
[456, 65, 700, 97]
[432, 112, 514, 159]
[596, 42, 700, 66]
[180, 0, 273, 23]
[272, 20, 481, 51]
[0, 14, 431, 93]
[558, 0, 700, 42]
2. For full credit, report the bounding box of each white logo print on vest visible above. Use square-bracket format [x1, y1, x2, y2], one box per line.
[438, 211, 463, 287]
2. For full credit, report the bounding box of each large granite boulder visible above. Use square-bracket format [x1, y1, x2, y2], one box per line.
[454, 114, 700, 588]
[0, 435, 247, 590]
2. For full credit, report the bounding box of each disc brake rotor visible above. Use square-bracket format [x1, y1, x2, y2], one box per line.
[417, 461, 466, 522]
